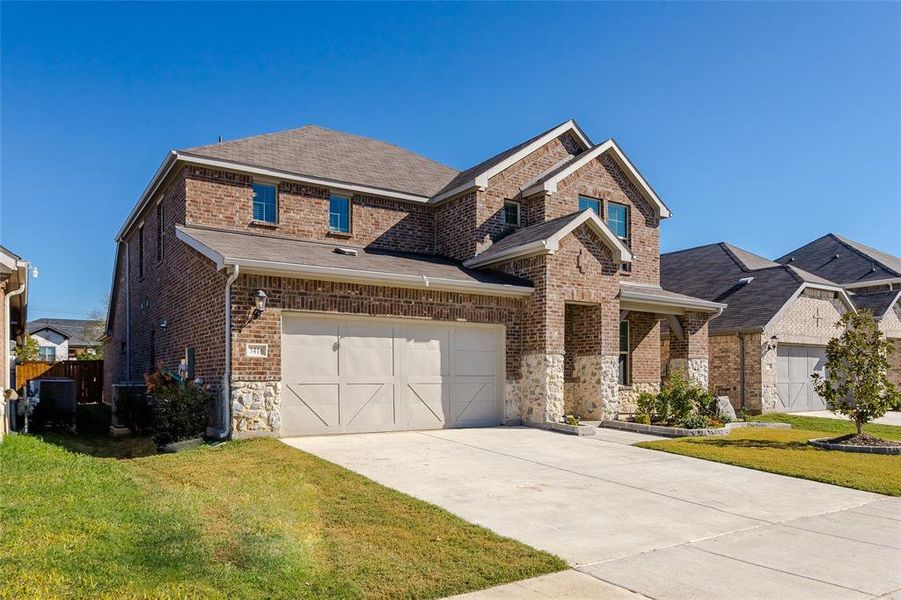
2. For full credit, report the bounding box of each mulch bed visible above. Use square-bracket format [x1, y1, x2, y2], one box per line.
[826, 433, 901, 448]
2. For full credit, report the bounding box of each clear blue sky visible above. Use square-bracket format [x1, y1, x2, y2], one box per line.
[2, 2, 899, 320]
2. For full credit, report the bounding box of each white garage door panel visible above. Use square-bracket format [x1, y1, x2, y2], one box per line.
[282, 383, 340, 435]
[776, 345, 827, 412]
[281, 314, 502, 435]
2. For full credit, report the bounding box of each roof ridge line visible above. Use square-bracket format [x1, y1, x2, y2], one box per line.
[829, 233, 901, 277]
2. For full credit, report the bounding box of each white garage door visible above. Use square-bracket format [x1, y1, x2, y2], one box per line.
[280, 314, 503, 435]
[776, 345, 827, 412]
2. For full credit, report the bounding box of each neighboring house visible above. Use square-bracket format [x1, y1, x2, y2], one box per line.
[26, 318, 103, 362]
[776, 234, 901, 387]
[104, 120, 722, 438]
[1, 245, 28, 438]
[661, 243, 854, 413]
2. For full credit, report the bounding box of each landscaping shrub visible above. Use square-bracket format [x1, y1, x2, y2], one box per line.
[146, 370, 212, 447]
[658, 369, 714, 424]
[633, 369, 715, 427]
[679, 413, 711, 429]
[636, 392, 656, 421]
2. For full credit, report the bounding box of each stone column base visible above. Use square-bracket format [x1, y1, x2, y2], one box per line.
[232, 381, 282, 434]
[520, 353, 564, 425]
[668, 357, 709, 389]
[599, 354, 620, 419]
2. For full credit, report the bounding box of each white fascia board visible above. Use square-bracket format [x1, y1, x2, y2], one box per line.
[175, 227, 226, 269]
[464, 209, 632, 269]
[843, 277, 901, 290]
[619, 289, 726, 314]
[174, 227, 532, 297]
[522, 140, 672, 219]
[463, 241, 550, 269]
[482, 120, 590, 181]
[429, 120, 592, 204]
[176, 152, 430, 203]
[762, 283, 857, 334]
[117, 150, 433, 242]
[0, 250, 18, 271]
[231, 258, 534, 297]
[117, 151, 179, 241]
[551, 209, 633, 262]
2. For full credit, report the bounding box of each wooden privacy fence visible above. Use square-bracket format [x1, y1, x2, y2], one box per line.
[16, 360, 103, 404]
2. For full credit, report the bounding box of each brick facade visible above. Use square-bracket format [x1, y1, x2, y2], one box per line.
[105, 125, 698, 434]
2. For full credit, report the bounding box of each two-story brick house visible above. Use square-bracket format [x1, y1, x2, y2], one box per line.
[104, 120, 722, 437]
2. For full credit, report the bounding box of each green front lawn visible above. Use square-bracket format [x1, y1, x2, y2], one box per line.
[0, 435, 564, 599]
[636, 414, 901, 496]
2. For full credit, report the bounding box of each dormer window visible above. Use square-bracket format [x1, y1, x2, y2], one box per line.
[578, 195, 601, 216]
[503, 200, 520, 226]
[329, 194, 351, 233]
[252, 182, 278, 224]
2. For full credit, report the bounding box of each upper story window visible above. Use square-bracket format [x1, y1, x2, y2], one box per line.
[618, 320, 630, 386]
[156, 202, 164, 262]
[503, 200, 521, 226]
[39, 346, 56, 362]
[252, 182, 278, 224]
[607, 202, 629, 241]
[578, 196, 601, 216]
[137, 224, 145, 280]
[329, 194, 351, 233]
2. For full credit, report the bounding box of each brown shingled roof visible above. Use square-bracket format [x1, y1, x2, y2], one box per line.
[182, 125, 460, 197]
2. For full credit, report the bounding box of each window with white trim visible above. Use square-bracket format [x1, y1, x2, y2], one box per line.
[503, 200, 520, 226]
[329, 194, 351, 233]
[578, 195, 601, 216]
[252, 182, 278, 224]
[39, 346, 56, 362]
[607, 202, 629, 241]
[618, 320, 630, 386]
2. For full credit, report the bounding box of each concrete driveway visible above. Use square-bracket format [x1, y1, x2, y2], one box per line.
[284, 427, 901, 600]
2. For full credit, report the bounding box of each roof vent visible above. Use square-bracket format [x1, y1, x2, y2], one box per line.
[833, 253, 841, 259]
[787, 257, 794, 263]
[738, 276, 754, 286]
[334, 247, 358, 256]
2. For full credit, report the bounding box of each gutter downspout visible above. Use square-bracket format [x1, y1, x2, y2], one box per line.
[211, 264, 240, 440]
[4, 278, 27, 390]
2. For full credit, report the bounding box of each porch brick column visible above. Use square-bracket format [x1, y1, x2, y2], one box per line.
[668, 311, 710, 389]
[599, 300, 621, 419]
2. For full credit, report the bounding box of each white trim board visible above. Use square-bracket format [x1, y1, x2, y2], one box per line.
[464, 209, 632, 269]
[174, 227, 534, 298]
[429, 120, 592, 204]
[521, 139, 672, 219]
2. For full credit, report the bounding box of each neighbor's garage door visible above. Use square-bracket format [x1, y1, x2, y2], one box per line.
[280, 314, 503, 435]
[776, 345, 827, 412]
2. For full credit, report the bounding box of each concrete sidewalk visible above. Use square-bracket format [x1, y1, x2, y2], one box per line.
[285, 427, 901, 599]
[794, 410, 901, 426]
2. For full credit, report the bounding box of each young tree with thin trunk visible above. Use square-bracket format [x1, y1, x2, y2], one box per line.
[812, 310, 899, 434]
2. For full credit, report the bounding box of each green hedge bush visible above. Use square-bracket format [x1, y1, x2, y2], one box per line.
[146, 370, 212, 447]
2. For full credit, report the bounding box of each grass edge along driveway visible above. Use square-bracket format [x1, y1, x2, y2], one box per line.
[0, 435, 565, 599]
[636, 413, 901, 496]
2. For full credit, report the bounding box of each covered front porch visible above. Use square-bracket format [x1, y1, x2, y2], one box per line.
[562, 283, 723, 421]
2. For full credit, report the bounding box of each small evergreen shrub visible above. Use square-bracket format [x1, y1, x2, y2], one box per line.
[146, 370, 211, 447]
[633, 413, 651, 425]
[679, 413, 711, 429]
[636, 392, 656, 422]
